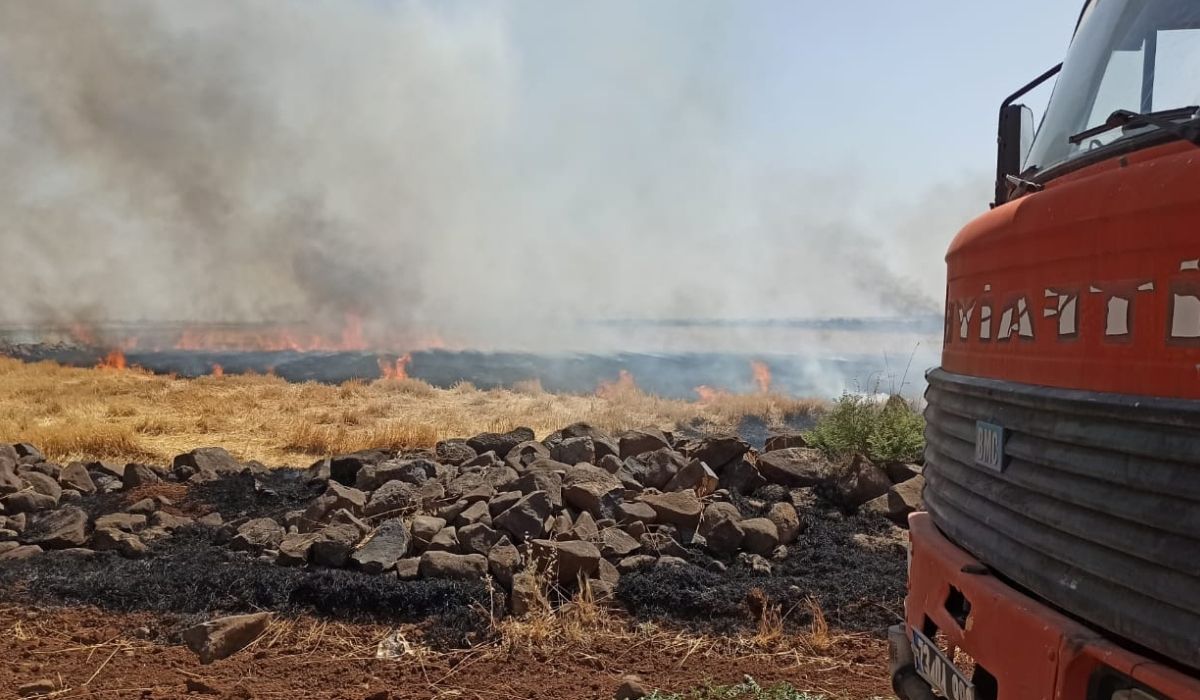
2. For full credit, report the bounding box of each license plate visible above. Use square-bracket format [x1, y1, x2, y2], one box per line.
[974, 420, 1006, 472]
[912, 629, 975, 700]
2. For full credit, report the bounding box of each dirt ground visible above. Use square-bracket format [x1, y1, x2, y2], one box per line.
[0, 604, 891, 699]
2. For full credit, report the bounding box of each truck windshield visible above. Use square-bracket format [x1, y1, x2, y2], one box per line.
[1025, 0, 1200, 174]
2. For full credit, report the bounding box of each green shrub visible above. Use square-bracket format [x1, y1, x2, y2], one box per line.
[804, 393, 924, 463]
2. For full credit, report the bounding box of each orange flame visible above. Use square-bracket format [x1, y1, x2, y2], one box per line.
[751, 360, 772, 393]
[693, 385, 728, 403]
[597, 369, 637, 398]
[96, 349, 127, 370]
[211, 364, 224, 378]
[378, 354, 412, 381]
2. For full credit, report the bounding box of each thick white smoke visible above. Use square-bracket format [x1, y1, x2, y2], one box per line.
[0, 1, 967, 352]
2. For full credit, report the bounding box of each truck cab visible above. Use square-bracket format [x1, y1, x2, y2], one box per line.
[893, 2, 1200, 698]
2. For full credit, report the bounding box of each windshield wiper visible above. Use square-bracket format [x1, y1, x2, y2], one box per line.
[1068, 106, 1200, 147]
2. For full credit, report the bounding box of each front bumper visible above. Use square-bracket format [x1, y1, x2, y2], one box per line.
[900, 512, 1200, 699]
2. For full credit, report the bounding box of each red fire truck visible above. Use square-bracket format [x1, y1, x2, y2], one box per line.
[891, 2, 1200, 698]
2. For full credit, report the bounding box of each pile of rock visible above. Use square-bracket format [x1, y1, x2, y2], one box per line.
[0, 425, 923, 614]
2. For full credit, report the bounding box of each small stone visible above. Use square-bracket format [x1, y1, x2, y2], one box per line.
[717, 458, 767, 495]
[396, 557, 421, 580]
[173, 447, 244, 478]
[435, 440, 477, 466]
[505, 440, 551, 470]
[20, 471, 62, 502]
[664, 459, 718, 497]
[0, 544, 42, 561]
[763, 433, 808, 452]
[616, 501, 656, 525]
[614, 674, 649, 700]
[18, 679, 58, 698]
[738, 552, 773, 575]
[488, 491, 522, 517]
[597, 527, 641, 558]
[617, 554, 657, 573]
[182, 612, 273, 664]
[572, 511, 599, 540]
[513, 470, 563, 510]
[126, 498, 158, 515]
[467, 428, 536, 459]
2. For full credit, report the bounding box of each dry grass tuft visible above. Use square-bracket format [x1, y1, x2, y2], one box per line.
[0, 357, 824, 465]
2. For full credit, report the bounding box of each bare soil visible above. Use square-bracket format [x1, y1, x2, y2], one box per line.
[0, 604, 891, 699]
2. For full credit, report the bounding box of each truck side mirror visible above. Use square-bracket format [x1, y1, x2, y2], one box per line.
[994, 64, 1062, 207]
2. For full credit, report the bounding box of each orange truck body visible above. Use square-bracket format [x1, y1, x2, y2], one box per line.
[892, 3, 1200, 698]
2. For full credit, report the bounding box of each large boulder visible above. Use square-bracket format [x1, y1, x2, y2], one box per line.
[301, 482, 366, 528]
[1, 491, 57, 514]
[418, 551, 488, 580]
[364, 480, 420, 518]
[457, 522, 504, 556]
[91, 527, 148, 559]
[618, 428, 671, 459]
[831, 455, 892, 508]
[505, 441, 551, 470]
[756, 448, 834, 487]
[682, 435, 750, 472]
[763, 433, 808, 452]
[277, 532, 320, 566]
[716, 458, 766, 495]
[637, 491, 702, 530]
[328, 449, 391, 487]
[309, 524, 362, 567]
[182, 613, 273, 664]
[0, 462, 23, 495]
[19, 471, 61, 502]
[58, 463, 96, 495]
[351, 519, 412, 574]
[467, 428, 535, 459]
[698, 503, 744, 556]
[886, 474, 925, 525]
[172, 447, 244, 480]
[488, 540, 521, 587]
[513, 470, 563, 510]
[530, 539, 601, 584]
[435, 440, 477, 466]
[551, 437, 595, 466]
[560, 422, 620, 460]
[23, 506, 88, 549]
[597, 527, 641, 558]
[122, 463, 161, 490]
[664, 460, 718, 497]
[562, 465, 622, 518]
[494, 491, 553, 542]
[766, 501, 803, 544]
[411, 515, 446, 550]
[740, 518, 780, 555]
[230, 518, 284, 552]
[621, 448, 687, 490]
[356, 458, 439, 491]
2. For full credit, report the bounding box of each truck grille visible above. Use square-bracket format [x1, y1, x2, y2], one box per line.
[923, 368, 1200, 671]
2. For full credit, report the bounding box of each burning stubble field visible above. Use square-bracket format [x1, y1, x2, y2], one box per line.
[0, 358, 924, 699]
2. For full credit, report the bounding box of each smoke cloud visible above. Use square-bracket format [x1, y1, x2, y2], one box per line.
[0, 1, 971, 351]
